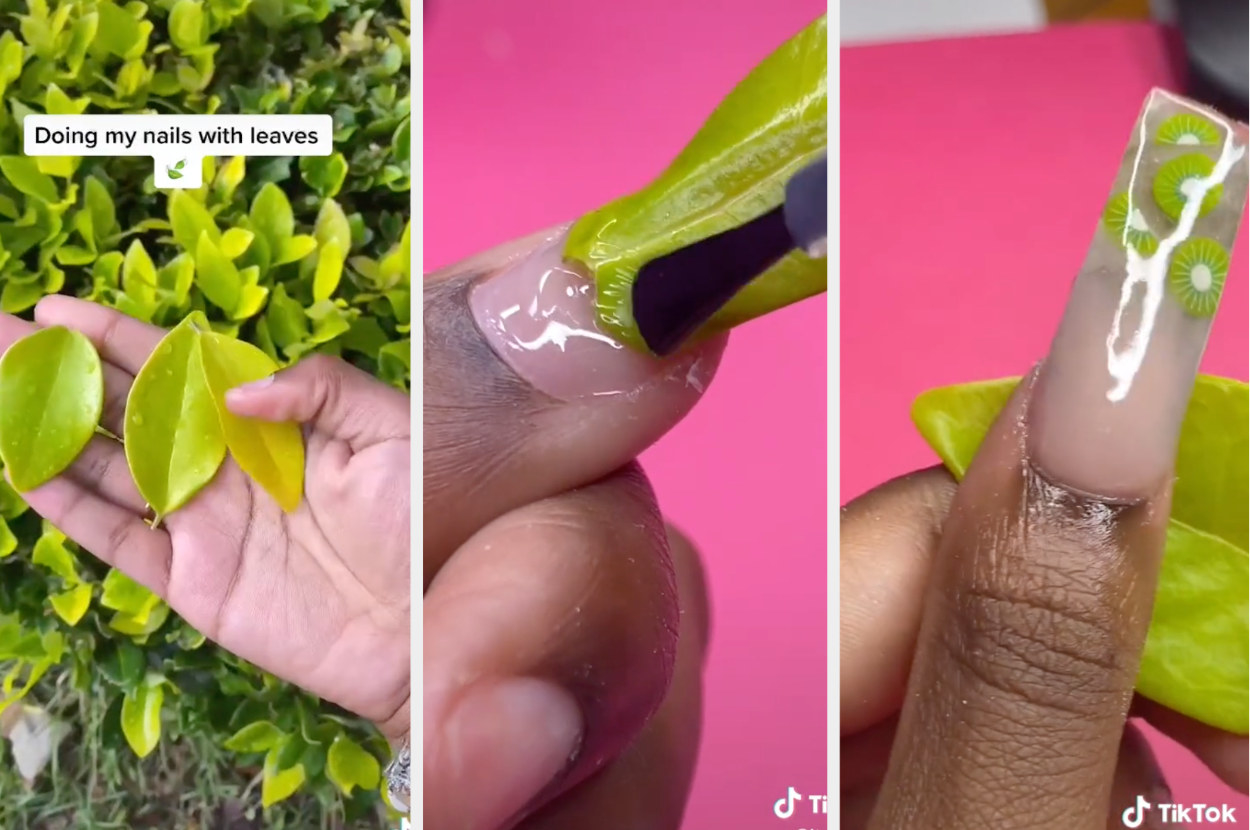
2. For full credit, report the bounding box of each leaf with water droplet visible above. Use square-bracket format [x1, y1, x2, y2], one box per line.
[124, 316, 225, 520]
[199, 332, 304, 511]
[0, 326, 103, 491]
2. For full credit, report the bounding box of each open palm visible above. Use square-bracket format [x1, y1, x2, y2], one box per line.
[1, 296, 410, 741]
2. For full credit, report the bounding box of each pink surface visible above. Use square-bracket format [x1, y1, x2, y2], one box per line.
[424, 2, 828, 828]
[843, 22, 1249, 822]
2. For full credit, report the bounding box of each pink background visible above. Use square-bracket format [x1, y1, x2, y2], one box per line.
[843, 23, 1249, 824]
[424, 1, 828, 827]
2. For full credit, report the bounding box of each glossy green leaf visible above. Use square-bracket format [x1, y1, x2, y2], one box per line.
[563, 14, 827, 352]
[0, 326, 104, 491]
[195, 231, 241, 312]
[123, 316, 226, 521]
[0, 157, 59, 203]
[200, 332, 304, 511]
[249, 182, 294, 255]
[100, 567, 160, 622]
[262, 742, 307, 807]
[168, 0, 207, 51]
[299, 153, 348, 198]
[325, 733, 380, 796]
[911, 374, 1249, 734]
[274, 234, 317, 266]
[32, 528, 78, 584]
[99, 640, 146, 690]
[224, 719, 285, 753]
[168, 189, 220, 255]
[49, 584, 92, 626]
[220, 227, 254, 259]
[0, 518, 15, 558]
[314, 199, 352, 253]
[122, 240, 158, 307]
[313, 239, 344, 302]
[120, 675, 164, 758]
[108, 601, 169, 639]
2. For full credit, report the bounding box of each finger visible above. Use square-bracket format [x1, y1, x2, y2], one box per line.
[424, 227, 727, 577]
[1133, 698, 1249, 793]
[519, 524, 711, 830]
[871, 97, 1239, 827]
[0, 310, 135, 435]
[423, 464, 689, 830]
[841, 721, 1173, 830]
[840, 466, 955, 733]
[34, 295, 162, 376]
[18, 475, 172, 594]
[225, 354, 408, 448]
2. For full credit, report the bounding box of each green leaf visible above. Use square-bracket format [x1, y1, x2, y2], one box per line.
[32, 530, 78, 584]
[314, 199, 352, 253]
[94, 2, 149, 59]
[214, 156, 245, 200]
[122, 240, 158, 306]
[99, 639, 146, 690]
[223, 719, 284, 753]
[266, 284, 308, 349]
[195, 231, 242, 312]
[299, 153, 348, 198]
[36, 156, 79, 179]
[273, 234, 316, 265]
[220, 227, 254, 259]
[100, 568, 159, 621]
[54, 245, 95, 266]
[249, 183, 293, 255]
[0, 281, 44, 314]
[123, 316, 226, 521]
[49, 584, 92, 626]
[325, 733, 380, 796]
[911, 374, 1249, 734]
[0, 327, 104, 491]
[0, 518, 15, 558]
[0, 157, 59, 203]
[312, 239, 344, 301]
[262, 743, 307, 807]
[85, 176, 116, 243]
[199, 333, 304, 511]
[168, 189, 220, 255]
[120, 675, 164, 758]
[564, 14, 828, 352]
[108, 601, 169, 638]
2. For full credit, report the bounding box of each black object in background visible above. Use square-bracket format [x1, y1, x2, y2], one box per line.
[1175, 0, 1248, 122]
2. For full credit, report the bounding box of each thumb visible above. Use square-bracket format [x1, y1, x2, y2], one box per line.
[226, 354, 408, 446]
[423, 226, 727, 575]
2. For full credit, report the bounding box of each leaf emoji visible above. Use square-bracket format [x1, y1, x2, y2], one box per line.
[0, 327, 104, 491]
[167, 169, 183, 180]
[124, 316, 226, 521]
[174, 159, 186, 171]
[199, 332, 304, 512]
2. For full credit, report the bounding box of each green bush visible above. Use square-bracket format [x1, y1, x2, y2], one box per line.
[0, 0, 410, 827]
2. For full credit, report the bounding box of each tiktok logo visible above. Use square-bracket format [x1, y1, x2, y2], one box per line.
[1122, 796, 1150, 828]
[774, 786, 801, 819]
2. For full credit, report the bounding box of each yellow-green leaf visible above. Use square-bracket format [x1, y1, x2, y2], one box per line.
[168, 0, 206, 51]
[100, 568, 159, 621]
[0, 157, 58, 203]
[200, 332, 304, 511]
[274, 234, 316, 266]
[0, 518, 15, 558]
[911, 374, 1249, 734]
[224, 720, 284, 753]
[313, 239, 344, 302]
[120, 676, 163, 758]
[169, 189, 220, 255]
[249, 182, 293, 254]
[32, 530, 78, 584]
[220, 227, 254, 259]
[262, 745, 306, 807]
[195, 231, 241, 313]
[122, 239, 157, 306]
[35, 156, 78, 178]
[564, 15, 827, 351]
[215, 156, 245, 200]
[325, 733, 380, 796]
[0, 327, 104, 491]
[124, 316, 226, 520]
[49, 584, 91, 625]
[314, 199, 352, 252]
[108, 601, 169, 638]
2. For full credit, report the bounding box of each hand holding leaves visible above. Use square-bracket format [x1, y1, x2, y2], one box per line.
[0, 298, 411, 745]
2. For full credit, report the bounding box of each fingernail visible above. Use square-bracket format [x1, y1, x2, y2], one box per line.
[1029, 90, 1249, 499]
[444, 678, 582, 830]
[470, 231, 721, 400]
[226, 375, 274, 401]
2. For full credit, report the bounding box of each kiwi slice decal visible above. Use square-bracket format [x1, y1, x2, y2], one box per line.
[1168, 237, 1229, 317]
[1102, 192, 1160, 255]
[1153, 154, 1224, 220]
[1155, 113, 1222, 146]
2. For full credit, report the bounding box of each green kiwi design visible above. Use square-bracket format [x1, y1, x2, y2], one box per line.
[1155, 113, 1222, 146]
[1102, 192, 1159, 256]
[1153, 154, 1223, 221]
[1168, 237, 1229, 317]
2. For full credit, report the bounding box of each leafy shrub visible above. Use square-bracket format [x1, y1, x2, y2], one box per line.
[0, 0, 409, 827]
